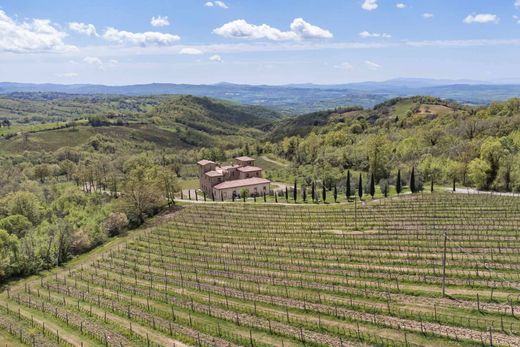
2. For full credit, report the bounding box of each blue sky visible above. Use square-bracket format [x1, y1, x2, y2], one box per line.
[1, 0, 520, 85]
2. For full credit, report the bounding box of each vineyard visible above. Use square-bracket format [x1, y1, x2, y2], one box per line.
[1, 192, 520, 347]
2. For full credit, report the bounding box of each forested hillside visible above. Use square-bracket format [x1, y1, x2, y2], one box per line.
[264, 96, 520, 192]
[0, 94, 279, 283]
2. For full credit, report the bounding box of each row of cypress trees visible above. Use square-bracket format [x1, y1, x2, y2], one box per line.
[289, 167, 420, 203]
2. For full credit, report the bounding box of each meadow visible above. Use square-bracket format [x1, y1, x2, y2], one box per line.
[1, 192, 519, 347]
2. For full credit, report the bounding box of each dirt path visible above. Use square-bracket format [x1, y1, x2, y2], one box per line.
[449, 188, 520, 197]
[261, 155, 288, 167]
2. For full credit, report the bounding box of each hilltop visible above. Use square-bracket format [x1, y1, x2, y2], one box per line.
[0, 94, 281, 154]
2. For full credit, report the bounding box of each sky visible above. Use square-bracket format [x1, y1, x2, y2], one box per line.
[1, 0, 520, 85]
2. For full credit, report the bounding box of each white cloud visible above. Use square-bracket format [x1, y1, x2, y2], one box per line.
[516, 0, 520, 8]
[334, 62, 354, 70]
[0, 10, 75, 53]
[69, 22, 98, 36]
[109, 59, 119, 65]
[150, 16, 170, 27]
[205, 1, 228, 9]
[290, 18, 333, 39]
[179, 47, 204, 55]
[362, 0, 378, 11]
[83, 56, 103, 65]
[209, 54, 223, 62]
[359, 31, 391, 38]
[364, 60, 381, 69]
[102, 27, 180, 46]
[396, 3, 406, 9]
[422, 13, 434, 19]
[213, 18, 332, 41]
[57, 72, 79, 78]
[463, 14, 499, 24]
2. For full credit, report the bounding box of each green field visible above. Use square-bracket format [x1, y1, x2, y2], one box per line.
[1, 192, 519, 346]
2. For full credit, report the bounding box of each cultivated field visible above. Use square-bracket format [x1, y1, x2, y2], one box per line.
[1, 193, 520, 346]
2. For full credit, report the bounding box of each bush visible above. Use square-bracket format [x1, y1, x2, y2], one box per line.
[104, 212, 129, 236]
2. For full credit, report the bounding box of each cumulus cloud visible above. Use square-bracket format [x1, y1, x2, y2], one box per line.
[364, 60, 381, 69]
[150, 16, 170, 27]
[69, 22, 98, 36]
[0, 10, 75, 53]
[422, 13, 434, 19]
[463, 14, 499, 24]
[102, 27, 180, 46]
[179, 47, 204, 55]
[205, 1, 228, 9]
[362, 0, 378, 11]
[290, 18, 333, 40]
[209, 54, 223, 62]
[396, 3, 406, 9]
[359, 31, 391, 38]
[213, 18, 332, 41]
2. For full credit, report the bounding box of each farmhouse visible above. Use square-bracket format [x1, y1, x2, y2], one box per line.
[197, 156, 271, 200]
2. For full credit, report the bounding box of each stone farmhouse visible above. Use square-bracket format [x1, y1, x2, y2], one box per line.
[197, 156, 271, 200]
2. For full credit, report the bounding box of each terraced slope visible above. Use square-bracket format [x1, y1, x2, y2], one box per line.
[1, 193, 520, 346]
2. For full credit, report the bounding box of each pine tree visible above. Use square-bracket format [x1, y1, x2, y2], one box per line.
[410, 167, 416, 193]
[396, 169, 402, 195]
[369, 172, 375, 198]
[322, 185, 327, 202]
[346, 170, 351, 200]
[293, 180, 297, 201]
[333, 186, 338, 203]
[358, 174, 363, 199]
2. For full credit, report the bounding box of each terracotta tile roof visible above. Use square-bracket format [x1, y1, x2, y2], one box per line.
[235, 156, 255, 162]
[205, 170, 223, 177]
[197, 159, 215, 166]
[220, 165, 240, 170]
[213, 177, 270, 190]
[237, 166, 262, 172]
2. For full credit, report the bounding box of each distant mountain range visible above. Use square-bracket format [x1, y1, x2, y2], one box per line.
[2, 78, 520, 114]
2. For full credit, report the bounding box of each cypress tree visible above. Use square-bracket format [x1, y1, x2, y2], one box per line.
[263, 191, 267, 202]
[358, 174, 363, 199]
[431, 178, 434, 193]
[410, 167, 416, 193]
[302, 186, 307, 202]
[181, 190, 184, 200]
[396, 169, 402, 195]
[275, 191, 278, 203]
[346, 170, 351, 200]
[203, 192, 206, 201]
[333, 186, 338, 203]
[452, 178, 456, 192]
[188, 190, 191, 200]
[285, 187, 289, 201]
[322, 185, 326, 202]
[383, 180, 389, 198]
[369, 172, 375, 198]
[211, 192, 215, 201]
[293, 180, 297, 201]
[311, 182, 315, 202]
